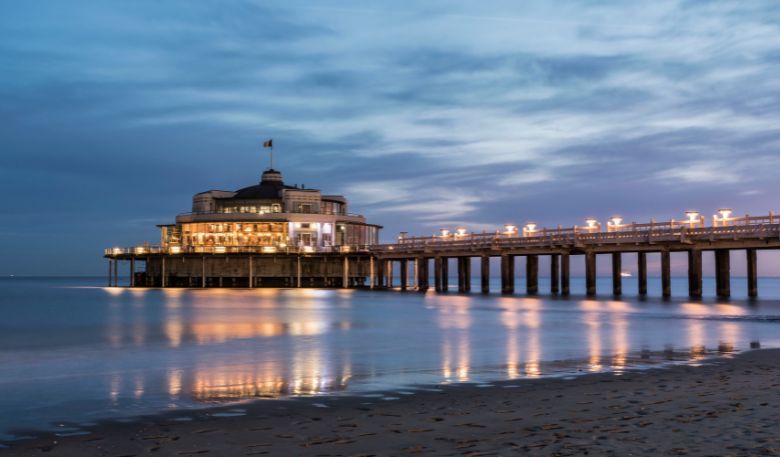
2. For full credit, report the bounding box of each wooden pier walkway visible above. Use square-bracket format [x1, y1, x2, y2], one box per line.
[369, 212, 780, 298]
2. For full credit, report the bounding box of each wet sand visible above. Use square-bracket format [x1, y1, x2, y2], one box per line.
[2, 349, 779, 456]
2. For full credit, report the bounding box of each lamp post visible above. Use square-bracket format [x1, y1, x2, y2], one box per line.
[607, 215, 623, 232]
[584, 217, 600, 231]
[714, 208, 733, 227]
[684, 210, 701, 228]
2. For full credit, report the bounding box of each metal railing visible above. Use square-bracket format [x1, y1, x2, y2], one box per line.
[373, 212, 780, 254]
[177, 209, 364, 218]
[105, 244, 373, 257]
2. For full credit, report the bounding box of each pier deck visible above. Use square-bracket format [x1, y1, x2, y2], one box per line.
[369, 213, 779, 299]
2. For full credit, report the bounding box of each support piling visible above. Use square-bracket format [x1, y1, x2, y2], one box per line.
[637, 251, 647, 296]
[585, 252, 596, 296]
[747, 248, 758, 298]
[501, 255, 514, 294]
[481, 255, 490, 294]
[611, 252, 622, 296]
[526, 255, 539, 295]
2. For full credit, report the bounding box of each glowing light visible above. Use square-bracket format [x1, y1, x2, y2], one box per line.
[609, 215, 623, 226]
[455, 227, 468, 236]
[112, 247, 123, 255]
[261, 246, 277, 253]
[503, 224, 517, 235]
[585, 218, 598, 229]
[685, 210, 700, 223]
[214, 246, 226, 253]
[169, 246, 181, 254]
[440, 228, 450, 237]
[303, 246, 314, 253]
[339, 245, 351, 253]
[133, 247, 146, 255]
[525, 222, 537, 231]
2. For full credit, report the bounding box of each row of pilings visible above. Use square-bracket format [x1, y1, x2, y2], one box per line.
[375, 248, 759, 298]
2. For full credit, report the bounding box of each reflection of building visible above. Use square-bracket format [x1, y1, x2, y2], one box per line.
[105, 168, 382, 288]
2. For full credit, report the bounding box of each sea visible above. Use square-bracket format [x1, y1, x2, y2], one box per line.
[1, 275, 779, 441]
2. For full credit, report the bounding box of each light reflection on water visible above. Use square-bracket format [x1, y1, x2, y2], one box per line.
[0, 276, 779, 439]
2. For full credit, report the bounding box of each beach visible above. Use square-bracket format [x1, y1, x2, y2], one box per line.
[3, 348, 778, 456]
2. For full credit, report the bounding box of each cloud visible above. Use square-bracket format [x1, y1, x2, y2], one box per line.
[2, 0, 780, 273]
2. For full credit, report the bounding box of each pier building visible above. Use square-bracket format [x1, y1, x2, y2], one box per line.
[105, 168, 381, 287]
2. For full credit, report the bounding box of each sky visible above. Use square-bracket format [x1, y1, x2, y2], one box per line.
[2, 1, 780, 275]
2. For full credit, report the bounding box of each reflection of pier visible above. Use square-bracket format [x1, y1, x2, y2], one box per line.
[372, 211, 779, 298]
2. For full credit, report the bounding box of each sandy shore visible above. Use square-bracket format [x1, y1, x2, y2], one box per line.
[2, 349, 779, 456]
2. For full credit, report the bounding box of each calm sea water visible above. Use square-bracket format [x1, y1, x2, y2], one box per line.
[1, 276, 779, 441]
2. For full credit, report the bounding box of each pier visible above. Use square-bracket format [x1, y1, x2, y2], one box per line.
[105, 203, 780, 299]
[369, 211, 779, 299]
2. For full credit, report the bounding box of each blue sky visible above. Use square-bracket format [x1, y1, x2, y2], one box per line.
[2, 1, 780, 275]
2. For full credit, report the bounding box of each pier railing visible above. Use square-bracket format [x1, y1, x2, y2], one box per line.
[374, 212, 780, 254]
[105, 244, 373, 257]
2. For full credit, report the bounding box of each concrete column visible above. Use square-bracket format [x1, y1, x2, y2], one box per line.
[561, 254, 570, 296]
[434, 257, 443, 292]
[441, 258, 449, 292]
[296, 255, 302, 288]
[501, 255, 515, 294]
[113, 258, 118, 287]
[550, 254, 559, 294]
[107, 259, 112, 287]
[637, 252, 647, 296]
[611, 252, 622, 296]
[585, 252, 596, 296]
[661, 251, 671, 298]
[376, 258, 385, 288]
[480, 255, 490, 294]
[342, 256, 349, 288]
[688, 250, 702, 298]
[201, 256, 206, 288]
[400, 259, 408, 291]
[747, 248, 758, 298]
[248, 256, 254, 288]
[130, 257, 136, 287]
[526, 255, 539, 295]
[715, 250, 730, 298]
[387, 260, 394, 288]
[458, 257, 471, 293]
[417, 257, 429, 291]
[161, 256, 166, 288]
[369, 256, 375, 289]
[411, 258, 417, 290]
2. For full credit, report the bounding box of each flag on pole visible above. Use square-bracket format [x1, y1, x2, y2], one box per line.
[263, 139, 273, 148]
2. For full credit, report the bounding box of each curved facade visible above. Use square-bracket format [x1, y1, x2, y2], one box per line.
[161, 169, 380, 253]
[105, 168, 382, 288]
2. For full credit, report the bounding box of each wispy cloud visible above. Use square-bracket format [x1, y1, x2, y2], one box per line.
[2, 0, 780, 273]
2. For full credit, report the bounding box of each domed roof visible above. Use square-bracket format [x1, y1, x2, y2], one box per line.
[229, 169, 296, 200]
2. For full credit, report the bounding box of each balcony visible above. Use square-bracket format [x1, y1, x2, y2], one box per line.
[175, 209, 366, 224]
[104, 244, 372, 257]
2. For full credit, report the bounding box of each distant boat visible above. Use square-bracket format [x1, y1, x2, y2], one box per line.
[620, 272, 632, 277]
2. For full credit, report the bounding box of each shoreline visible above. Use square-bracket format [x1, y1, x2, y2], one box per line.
[2, 349, 778, 456]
